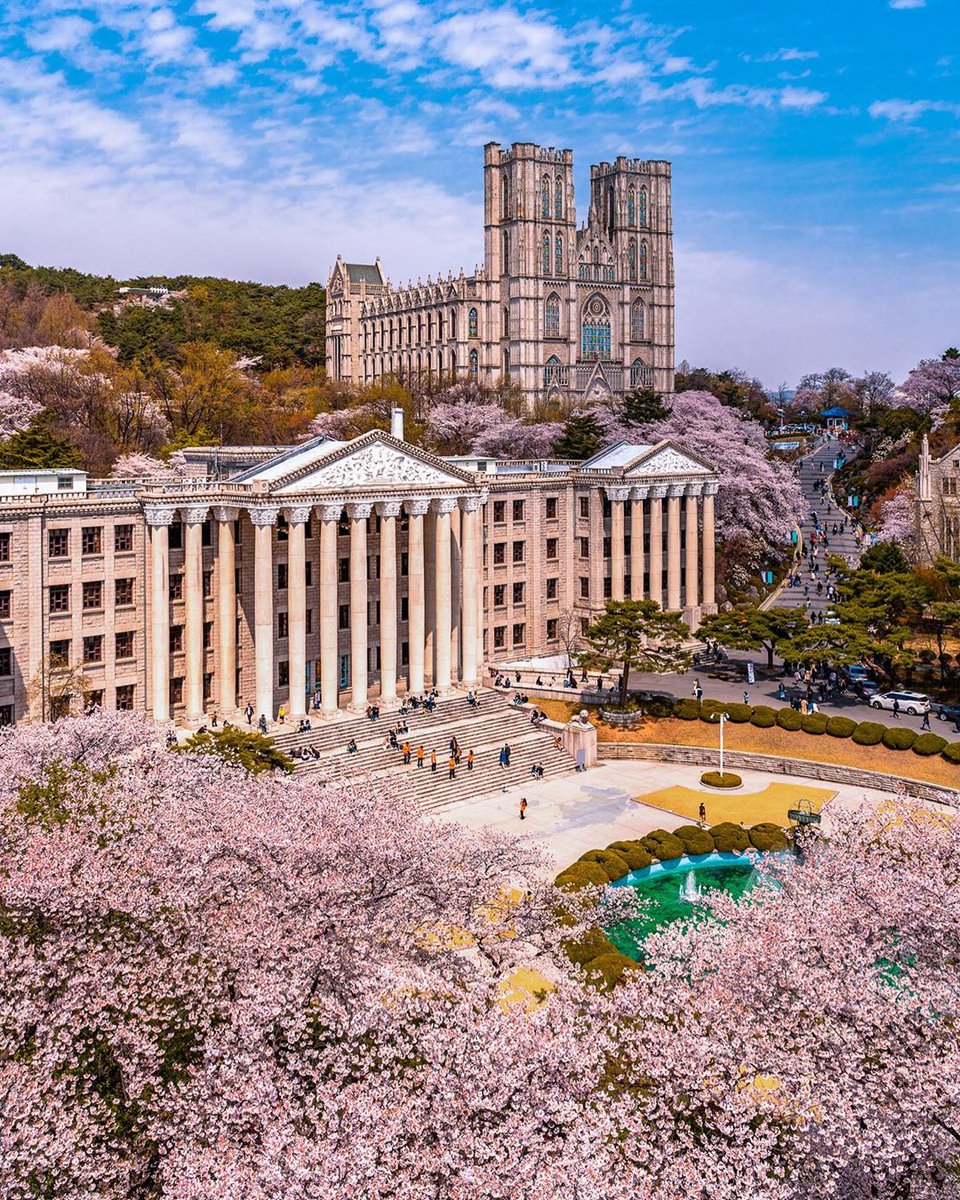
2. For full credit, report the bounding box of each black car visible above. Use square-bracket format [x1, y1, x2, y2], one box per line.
[936, 702, 960, 724]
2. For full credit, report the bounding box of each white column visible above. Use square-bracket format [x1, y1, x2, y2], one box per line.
[684, 486, 700, 612]
[285, 505, 312, 719]
[630, 488, 647, 600]
[405, 498, 429, 695]
[318, 504, 341, 715]
[459, 495, 483, 688]
[377, 501, 402, 704]
[648, 487, 665, 607]
[702, 483, 718, 612]
[250, 506, 280, 723]
[667, 485, 683, 611]
[347, 502, 372, 710]
[433, 498, 456, 692]
[183, 506, 208, 723]
[214, 506, 238, 717]
[145, 506, 174, 722]
[450, 503, 461, 680]
[607, 487, 629, 602]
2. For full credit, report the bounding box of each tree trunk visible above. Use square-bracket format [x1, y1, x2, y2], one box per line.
[621, 656, 631, 708]
[765, 640, 775, 669]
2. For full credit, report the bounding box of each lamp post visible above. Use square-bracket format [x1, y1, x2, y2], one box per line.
[712, 710, 730, 779]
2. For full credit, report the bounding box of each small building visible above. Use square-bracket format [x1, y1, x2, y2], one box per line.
[0, 469, 87, 497]
[819, 406, 851, 432]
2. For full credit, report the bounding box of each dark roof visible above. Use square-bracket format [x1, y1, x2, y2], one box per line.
[345, 262, 383, 285]
[820, 405, 852, 417]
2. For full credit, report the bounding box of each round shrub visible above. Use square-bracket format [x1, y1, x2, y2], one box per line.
[699, 699, 728, 722]
[912, 732, 948, 757]
[709, 822, 750, 853]
[942, 742, 960, 764]
[640, 830, 686, 862]
[700, 770, 742, 789]
[801, 712, 828, 735]
[555, 861, 609, 891]
[826, 716, 858, 738]
[584, 951, 638, 992]
[749, 823, 789, 852]
[882, 727, 917, 751]
[578, 848, 630, 882]
[750, 705, 777, 728]
[563, 929, 615, 967]
[777, 708, 803, 732]
[644, 696, 674, 719]
[724, 703, 753, 724]
[606, 841, 654, 872]
[852, 721, 885, 746]
[673, 698, 701, 720]
[673, 824, 715, 856]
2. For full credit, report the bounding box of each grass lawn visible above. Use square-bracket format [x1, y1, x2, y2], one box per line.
[534, 699, 960, 788]
[635, 781, 836, 827]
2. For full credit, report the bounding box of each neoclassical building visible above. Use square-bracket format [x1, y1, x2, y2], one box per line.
[326, 141, 675, 409]
[0, 428, 717, 726]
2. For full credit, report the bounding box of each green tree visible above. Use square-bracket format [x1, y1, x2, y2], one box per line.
[583, 600, 690, 708]
[0, 416, 83, 470]
[177, 727, 295, 775]
[698, 607, 807, 669]
[553, 411, 602, 460]
[859, 542, 910, 574]
[622, 387, 668, 426]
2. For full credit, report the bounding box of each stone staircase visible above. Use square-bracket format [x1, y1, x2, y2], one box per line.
[271, 691, 576, 812]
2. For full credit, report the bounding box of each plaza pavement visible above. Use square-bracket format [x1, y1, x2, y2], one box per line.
[433, 756, 892, 874]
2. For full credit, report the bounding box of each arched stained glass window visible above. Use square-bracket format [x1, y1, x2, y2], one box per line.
[581, 295, 611, 361]
[555, 234, 563, 276]
[502, 229, 510, 270]
[545, 293, 560, 338]
[501, 172, 510, 219]
[468, 307, 478, 338]
[639, 187, 648, 227]
[631, 358, 652, 388]
[627, 186, 636, 227]
[554, 176, 563, 218]
[541, 176, 551, 219]
[639, 240, 649, 279]
[450, 308, 457, 339]
[502, 305, 509, 337]
[544, 355, 562, 385]
[627, 239, 637, 283]
[469, 348, 479, 380]
[541, 232, 551, 275]
[630, 298, 645, 341]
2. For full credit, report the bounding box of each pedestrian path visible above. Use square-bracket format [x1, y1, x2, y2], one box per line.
[271, 690, 577, 811]
[777, 436, 864, 620]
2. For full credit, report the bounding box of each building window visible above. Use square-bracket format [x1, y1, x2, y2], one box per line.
[512, 541, 524, 564]
[338, 604, 350, 629]
[0, 590, 9, 619]
[115, 578, 134, 606]
[116, 630, 134, 659]
[546, 577, 558, 600]
[305, 561, 312, 586]
[48, 529, 70, 558]
[546, 618, 558, 640]
[115, 524, 134, 552]
[202, 570, 212, 599]
[555, 235, 563, 276]
[278, 661, 289, 687]
[544, 355, 562, 387]
[306, 609, 313, 635]
[512, 499, 524, 522]
[639, 240, 649, 279]
[278, 563, 288, 589]
[512, 623, 525, 645]
[81, 527, 102, 556]
[469, 349, 479, 380]
[493, 542, 506, 565]
[545, 497, 558, 520]
[0, 704, 12, 726]
[512, 581, 525, 603]
[0, 532, 9, 562]
[541, 174, 551, 218]
[116, 684, 135, 711]
[494, 584, 506, 606]
[338, 557, 349, 583]
[627, 186, 636, 227]
[639, 187, 648, 227]
[468, 307, 478, 338]
[580, 537, 589, 557]
[278, 612, 288, 638]
[631, 299, 645, 342]
[627, 239, 637, 283]
[169, 625, 184, 652]
[603, 536, 612, 558]
[494, 625, 506, 648]
[50, 639, 70, 666]
[169, 575, 183, 601]
[631, 359, 653, 389]
[581, 296, 611, 360]
[579, 497, 590, 518]
[579, 576, 590, 599]
[82, 635, 103, 664]
[49, 585, 70, 613]
[0, 647, 10, 676]
[545, 294, 560, 339]
[603, 577, 612, 598]
[170, 678, 184, 705]
[555, 175, 563, 218]
[540, 232, 550, 276]
[82, 581, 103, 610]
[502, 228, 510, 268]
[86, 689, 104, 710]
[546, 538, 558, 559]
[493, 500, 506, 523]
[168, 522, 182, 551]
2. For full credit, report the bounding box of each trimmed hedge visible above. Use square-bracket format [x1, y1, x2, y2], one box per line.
[942, 742, 960, 764]
[723, 703, 753, 724]
[709, 822, 750, 853]
[826, 716, 858, 738]
[562, 930, 612, 966]
[579, 849, 630, 881]
[882, 727, 917, 751]
[750, 705, 777, 728]
[640, 830, 686, 862]
[606, 841, 654, 872]
[701, 770, 742, 788]
[555, 861, 609, 890]
[852, 721, 885, 746]
[699, 699, 728, 722]
[673, 698, 701, 720]
[749, 823, 789, 852]
[673, 824, 715, 856]
[644, 696, 675, 719]
[585, 950, 638, 991]
[801, 712, 828, 735]
[912, 733, 948, 757]
[777, 708, 803, 731]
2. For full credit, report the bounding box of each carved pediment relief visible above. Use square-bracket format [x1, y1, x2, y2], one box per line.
[272, 438, 471, 494]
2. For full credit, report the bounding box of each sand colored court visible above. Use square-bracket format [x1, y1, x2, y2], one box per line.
[633, 780, 836, 827]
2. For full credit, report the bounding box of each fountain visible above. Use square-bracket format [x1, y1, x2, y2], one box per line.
[678, 871, 702, 904]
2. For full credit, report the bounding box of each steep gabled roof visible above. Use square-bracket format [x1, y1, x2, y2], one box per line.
[344, 262, 385, 286]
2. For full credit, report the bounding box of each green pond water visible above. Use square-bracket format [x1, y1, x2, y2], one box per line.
[608, 854, 768, 960]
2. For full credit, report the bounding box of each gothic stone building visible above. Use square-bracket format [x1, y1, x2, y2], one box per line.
[326, 141, 675, 409]
[917, 434, 960, 561]
[0, 430, 716, 727]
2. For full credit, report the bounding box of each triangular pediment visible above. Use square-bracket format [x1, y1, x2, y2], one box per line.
[624, 439, 716, 478]
[269, 431, 477, 494]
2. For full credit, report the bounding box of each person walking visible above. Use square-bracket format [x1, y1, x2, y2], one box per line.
[277, 703, 286, 724]
[693, 679, 703, 702]
[892, 698, 900, 720]
[448, 755, 456, 780]
[743, 690, 749, 706]
[258, 714, 267, 735]
[244, 703, 254, 725]
[402, 741, 411, 764]
[921, 710, 931, 731]
[417, 745, 425, 768]
[699, 801, 706, 824]
[467, 749, 474, 772]
[519, 797, 528, 822]
[431, 749, 437, 773]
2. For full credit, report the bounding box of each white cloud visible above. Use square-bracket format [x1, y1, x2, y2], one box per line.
[743, 47, 819, 63]
[889, 0, 925, 9]
[869, 97, 960, 120]
[779, 86, 828, 110]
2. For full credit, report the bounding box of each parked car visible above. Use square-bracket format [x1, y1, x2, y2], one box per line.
[936, 701, 960, 724]
[869, 690, 931, 716]
[851, 678, 881, 699]
[841, 664, 875, 685]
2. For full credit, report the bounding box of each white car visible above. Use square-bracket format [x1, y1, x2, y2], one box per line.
[869, 690, 931, 716]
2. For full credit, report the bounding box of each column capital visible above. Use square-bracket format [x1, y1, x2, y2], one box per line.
[183, 505, 210, 526]
[317, 502, 343, 523]
[405, 497, 432, 517]
[284, 504, 313, 525]
[212, 504, 239, 523]
[648, 484, 668, 500]
[376, 500, 404, 518]
[666, 483, 687, 499]
[345, 501, 374, 520]
[605, 485, 632, 503]
[630, 485, 650, 501]
[703, 480, 720, 496]
[432, 497, 458, 515]
[248, 505, 280, 527]
[459, 493, 485, 514]
[684, 481, 705, 498]
[144, 504, 177, 528]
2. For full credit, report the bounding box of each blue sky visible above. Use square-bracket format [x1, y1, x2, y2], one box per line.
[0, 0, 957, 385]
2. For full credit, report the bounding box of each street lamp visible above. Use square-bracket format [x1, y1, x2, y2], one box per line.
[711, 710, 730, 778]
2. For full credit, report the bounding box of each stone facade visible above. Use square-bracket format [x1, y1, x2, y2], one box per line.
[918, 434, 960, 561]
[0, 430, 716, 726]
[326, 141, 675, 409]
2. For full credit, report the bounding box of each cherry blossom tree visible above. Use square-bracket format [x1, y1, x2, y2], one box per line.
[875, 482, 921, 561]
[894, 355, 960, 416]
[109, 451, 176, 478]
